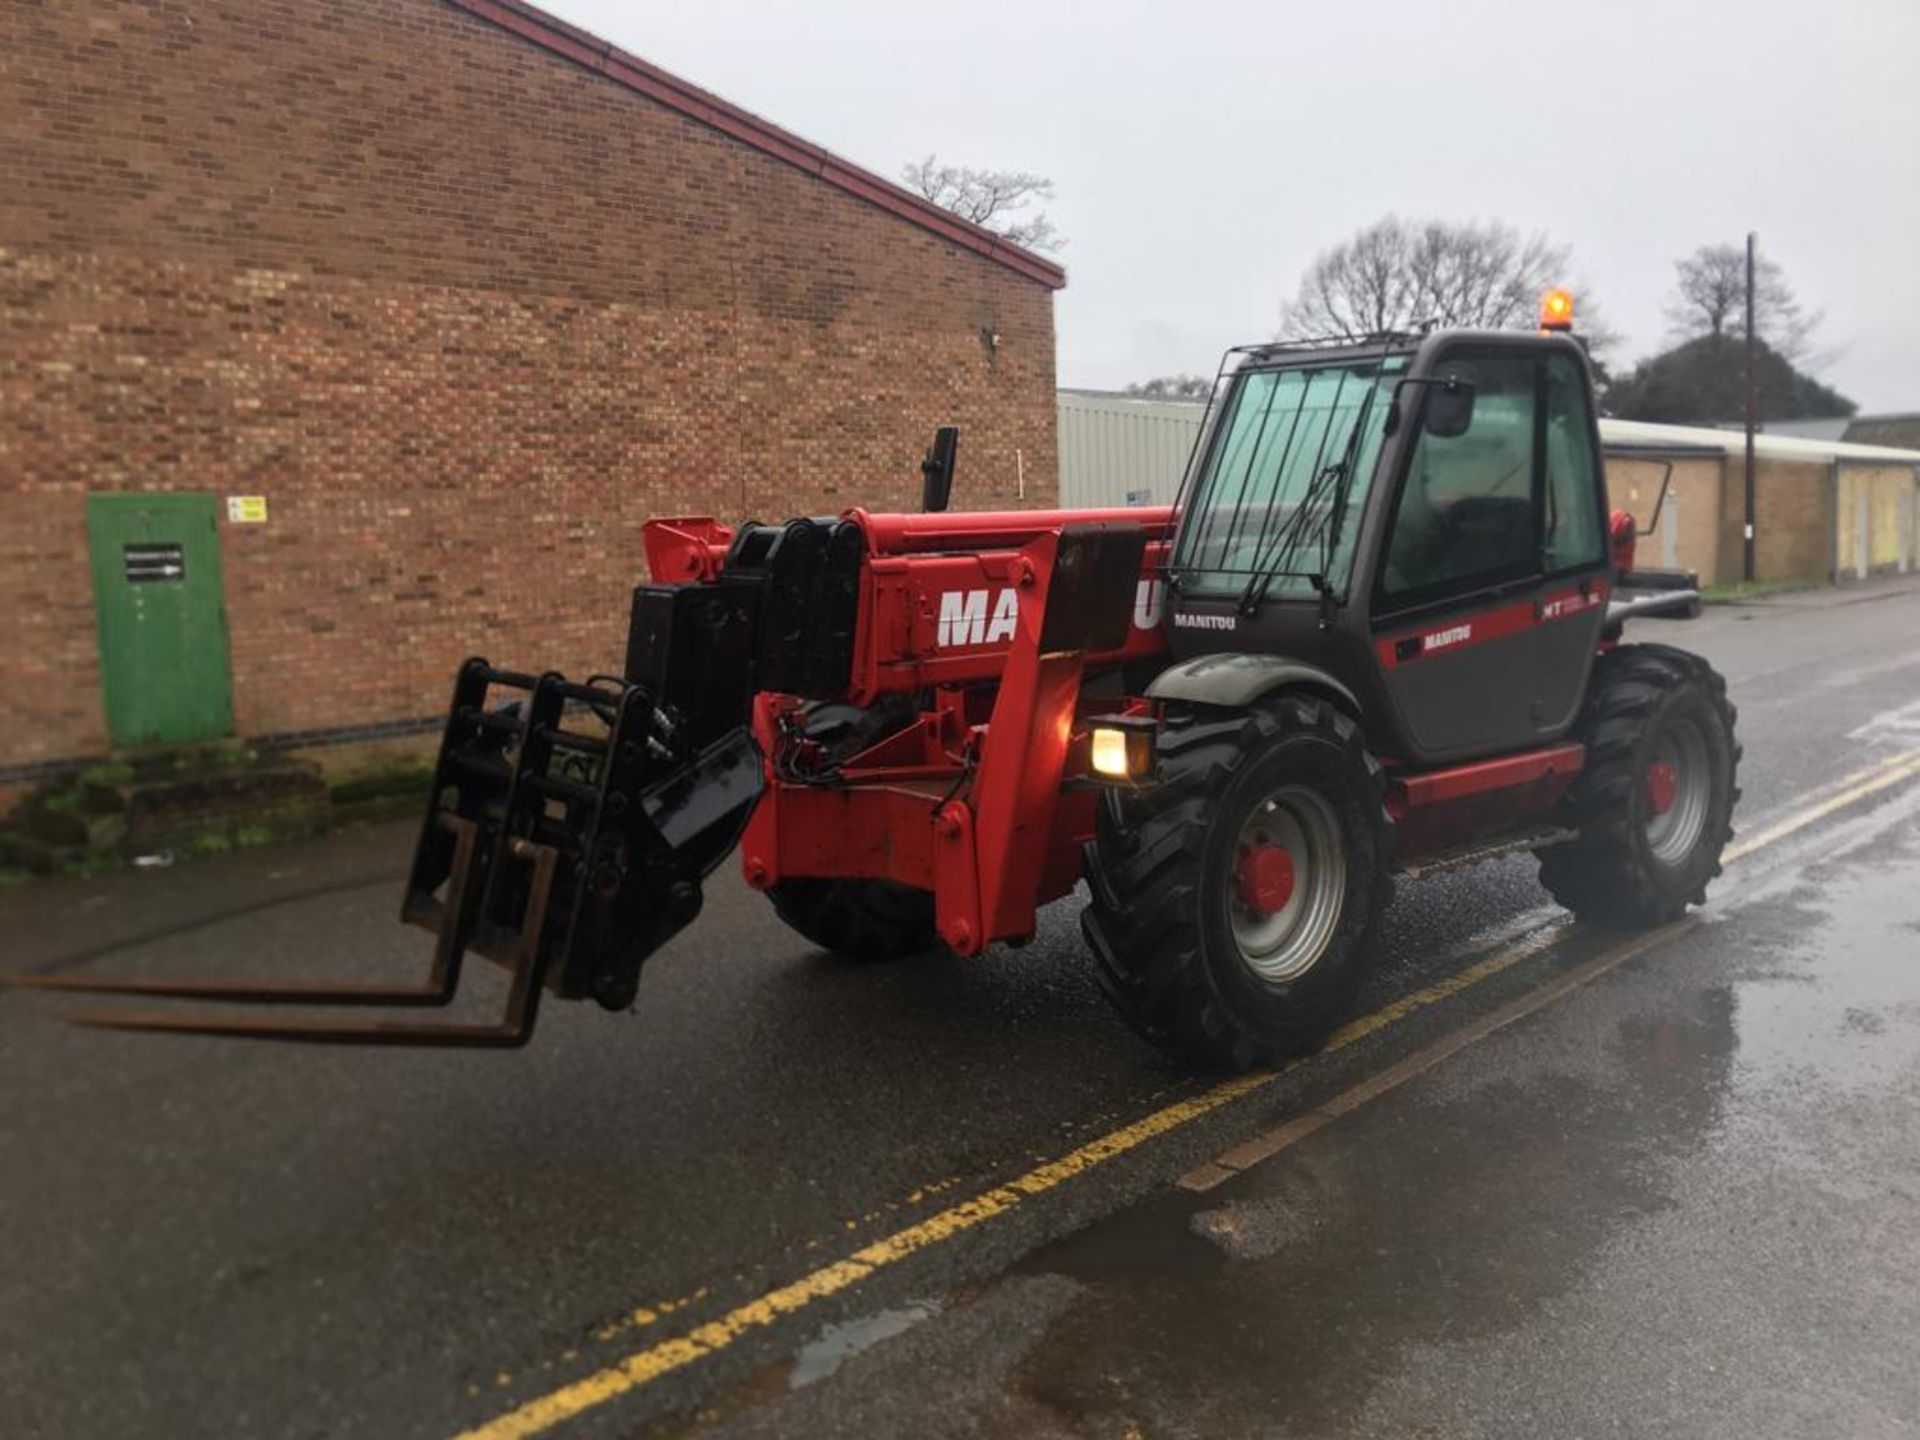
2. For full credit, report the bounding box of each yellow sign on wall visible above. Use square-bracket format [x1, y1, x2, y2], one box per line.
[226, 495, 269, 524]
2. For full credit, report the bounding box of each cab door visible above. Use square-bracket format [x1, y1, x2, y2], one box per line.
[1369, 350, 1543, 762]
[1531, 351, 1612, 734]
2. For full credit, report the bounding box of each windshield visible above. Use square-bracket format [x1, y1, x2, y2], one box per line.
[1172, 355, 1405, 599]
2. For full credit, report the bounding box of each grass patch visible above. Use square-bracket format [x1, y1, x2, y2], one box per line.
[1700, 577, 1824, 605]
[41, 849, 127, 880]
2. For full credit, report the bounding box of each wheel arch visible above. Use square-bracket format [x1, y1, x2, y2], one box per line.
[1144, 653, 1361, 719]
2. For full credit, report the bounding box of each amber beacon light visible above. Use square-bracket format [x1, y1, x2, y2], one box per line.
[1539, 288, 1575, 333]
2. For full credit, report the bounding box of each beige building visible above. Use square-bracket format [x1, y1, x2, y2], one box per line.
[1603, 421, 1920, 585]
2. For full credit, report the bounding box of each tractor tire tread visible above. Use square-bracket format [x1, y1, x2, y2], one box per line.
[1537, 643, 1739, 928]
[1083, 694, 1392, 1072]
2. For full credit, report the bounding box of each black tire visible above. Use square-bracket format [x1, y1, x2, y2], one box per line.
[1081, 695, 1394, 1072]
[1537, 643, 1741, 928]
[766, 878, 939, 964]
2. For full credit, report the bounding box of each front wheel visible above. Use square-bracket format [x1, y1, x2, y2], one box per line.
[1082, 695, 1394, 1072]
[1537, 644, 1741, 927]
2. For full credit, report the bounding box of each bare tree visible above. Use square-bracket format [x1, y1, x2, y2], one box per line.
[1125, 375, 1215, 401]
[1664, 243, 1819, 360]
[1279, 216, 1609, 349]
[902, 155, 1061, 253]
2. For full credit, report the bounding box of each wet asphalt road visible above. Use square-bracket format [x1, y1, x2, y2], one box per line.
[4, 576, 1920, 1439]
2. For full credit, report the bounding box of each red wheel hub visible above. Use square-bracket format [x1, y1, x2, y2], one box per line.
[1239, 843, 1296, 915]
[1645, 760, 1678, 817]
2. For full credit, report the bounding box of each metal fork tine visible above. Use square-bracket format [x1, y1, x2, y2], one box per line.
[4, 973, 459, 1003]
[61, 1011, 536, 1048]
[3, 816, 484, 1009]
[40, 839, 559, 1050]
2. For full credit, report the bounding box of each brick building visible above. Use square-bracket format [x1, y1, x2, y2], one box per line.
[0, 0, 1063, 787]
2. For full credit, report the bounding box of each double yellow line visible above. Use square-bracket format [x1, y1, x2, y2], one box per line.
[1723, 748, 1920, 862]
[460, 746, 1920, 1440]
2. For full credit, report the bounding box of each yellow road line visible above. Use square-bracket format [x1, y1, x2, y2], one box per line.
[457, 1072, 1274, 1440]
[1723, 748, 1920, 863]
[458, 927, 1561, 1440]
[1179, 921, 1689, 1192]
[458, 745, 1920, 1440]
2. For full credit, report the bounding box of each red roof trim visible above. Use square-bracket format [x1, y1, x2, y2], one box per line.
[445, 0, 1068, 291]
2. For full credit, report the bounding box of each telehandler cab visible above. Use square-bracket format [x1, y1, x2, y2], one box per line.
[24, 297, 1739, 1070]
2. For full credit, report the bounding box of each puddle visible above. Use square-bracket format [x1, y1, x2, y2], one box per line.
[1723, 794, 1920, 1093]
[789, 1301, 941, 1388]
[1000, 799, 1920, 1437]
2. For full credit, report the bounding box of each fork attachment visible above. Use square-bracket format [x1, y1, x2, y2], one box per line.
[14, 659, 763, 1045]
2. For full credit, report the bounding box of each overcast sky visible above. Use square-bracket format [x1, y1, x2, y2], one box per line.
[547, 0, 1919, 412]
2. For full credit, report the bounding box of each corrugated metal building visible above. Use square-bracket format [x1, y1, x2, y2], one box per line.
[1057, 389, 1920, 585]
[1057, 389, 1209, 509]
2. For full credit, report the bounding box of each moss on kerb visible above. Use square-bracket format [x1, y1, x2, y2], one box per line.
[0, 748, 334, 881]
[328, 762, 435, 808]
[1699, 578, 1823, 605]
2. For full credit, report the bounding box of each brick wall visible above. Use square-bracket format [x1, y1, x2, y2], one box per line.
[1607, 453, 1838, 588]
[1749, 460, 1834, 584]
[1604, 455, 1726, 582]
[0, 0, 1058, 772]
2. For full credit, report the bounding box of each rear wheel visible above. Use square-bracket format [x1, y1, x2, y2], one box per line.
[766, 878, 938, 964]
[1537, 644, 1740, 927]
[1082, 695, 1394, 1072]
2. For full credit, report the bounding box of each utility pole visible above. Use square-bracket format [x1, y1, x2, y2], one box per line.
[1743, 231, 1757, 583]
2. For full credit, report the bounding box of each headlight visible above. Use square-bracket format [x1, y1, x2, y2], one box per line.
[1089, 718, 1158, 783]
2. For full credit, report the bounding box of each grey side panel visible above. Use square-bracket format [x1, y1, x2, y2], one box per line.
[1385, 628, 1538, 756]
[1145, 653, 1360, 712]
[1532, 604, 1610, 738]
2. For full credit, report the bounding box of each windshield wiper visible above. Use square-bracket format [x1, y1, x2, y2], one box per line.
[1237, 363, 1388, 618]
[1237, 458, 1343, 614]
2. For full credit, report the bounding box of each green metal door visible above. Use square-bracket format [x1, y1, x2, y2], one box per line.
[87, 493, 234, 748]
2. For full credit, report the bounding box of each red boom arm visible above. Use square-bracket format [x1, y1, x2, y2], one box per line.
[644, 511, 1173, 955]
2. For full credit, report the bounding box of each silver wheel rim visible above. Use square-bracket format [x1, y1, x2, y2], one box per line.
[1228, 785, 1346, 984]
[1645, 716, 1712, 865]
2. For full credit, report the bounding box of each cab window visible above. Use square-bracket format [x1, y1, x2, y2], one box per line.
[1173, 358, 1403, 598]
[1542, 353, 1605, 574]
[1379, 354, 1538, 606]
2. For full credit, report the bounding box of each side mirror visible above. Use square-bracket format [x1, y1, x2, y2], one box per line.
[921, 426, 958, 513]
[1423, 378, 1476, 439]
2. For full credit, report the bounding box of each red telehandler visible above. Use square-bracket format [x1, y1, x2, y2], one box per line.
[24, 301, 1739, 1070]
